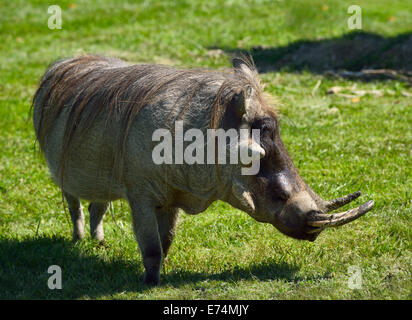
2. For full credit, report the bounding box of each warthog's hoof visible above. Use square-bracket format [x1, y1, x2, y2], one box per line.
[143, 273, 160, 286]
[72, 231, 85, 242]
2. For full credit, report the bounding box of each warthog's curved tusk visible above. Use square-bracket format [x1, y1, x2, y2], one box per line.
[325, 191, 362, 212]
[307, 200, 374, 228]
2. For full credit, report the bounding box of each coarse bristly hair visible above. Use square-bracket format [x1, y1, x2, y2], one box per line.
[32, 54, 277, 182]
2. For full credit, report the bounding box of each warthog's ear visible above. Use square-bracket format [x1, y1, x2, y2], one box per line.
[223, 88, 249, 129]
[229, 89, 246, 121]
[232, 57, 255, 80]
[228, 85, 255, 121]
[232, 181, 256, 213]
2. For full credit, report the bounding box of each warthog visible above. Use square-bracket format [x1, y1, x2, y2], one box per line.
[33, 55, 374, 286]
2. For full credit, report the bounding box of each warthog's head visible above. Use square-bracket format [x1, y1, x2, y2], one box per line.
[224, 58, 374, 241]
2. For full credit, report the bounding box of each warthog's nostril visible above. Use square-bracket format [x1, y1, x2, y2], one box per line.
[305, 212, 324, 235]
[307, 210, 323, 216]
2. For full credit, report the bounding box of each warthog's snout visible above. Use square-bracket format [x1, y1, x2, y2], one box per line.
[275, 191, 321, 241]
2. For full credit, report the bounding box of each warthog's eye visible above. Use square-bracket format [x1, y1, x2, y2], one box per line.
[252, 118, 275, 138]
[261, 124, 270, 134]
[252, 117, 276, 148]
[251, 117, 277, 159]
[263, 124, 275, 139]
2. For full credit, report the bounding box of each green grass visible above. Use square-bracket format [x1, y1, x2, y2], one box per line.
[0, 0, 411, 299]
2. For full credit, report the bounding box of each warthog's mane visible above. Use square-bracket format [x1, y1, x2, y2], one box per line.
[32, 54, 276, 182]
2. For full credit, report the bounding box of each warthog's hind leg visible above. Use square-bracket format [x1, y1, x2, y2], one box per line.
[64, 191, 85, 241]
[88, 202, 109, 242]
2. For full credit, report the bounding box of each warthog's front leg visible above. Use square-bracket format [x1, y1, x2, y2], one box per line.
[155, 207, 179, 259]
[64, 191, 85, 241]
[128, 194, 162, 286]
[88, 202, 109, 242]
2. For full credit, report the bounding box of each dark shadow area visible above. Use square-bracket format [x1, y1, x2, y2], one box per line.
[0, 237, 329, 299]
[215, 31, 412, 82]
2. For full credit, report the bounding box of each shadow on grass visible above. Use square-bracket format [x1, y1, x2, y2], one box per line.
[0, 236, 328, 299]
[216, 31, 412, 78]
